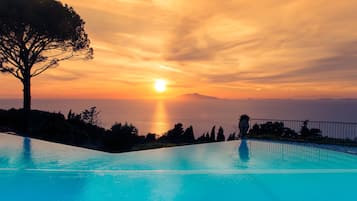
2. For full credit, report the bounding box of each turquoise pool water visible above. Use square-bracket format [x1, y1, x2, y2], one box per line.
[1, 133, 357, 201]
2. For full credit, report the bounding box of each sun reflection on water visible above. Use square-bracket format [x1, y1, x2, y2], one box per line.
[151, 101, 170, 136]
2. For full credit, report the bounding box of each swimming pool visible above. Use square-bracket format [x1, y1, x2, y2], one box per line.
[1, 133, 357, 201]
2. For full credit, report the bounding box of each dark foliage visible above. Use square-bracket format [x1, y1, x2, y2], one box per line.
[103, 123, 140, 152]
[196, 132, 210, 143]
[0, 0, 93, 76]
[249, 120, 324, 141]
[145, 133, 156, 143]
[2, 110, 353, 152]
[0, 108, 237, 153]
[227, 132, 236, 141]
[300, 120, 310, 137]
[209, 126, 216, 142]
[159, 123, 183, 143]
[80, 106, 100, 125]
[205, 132, 210, 140]
[0, 108, 105, 147]
[249, 122, 298, 138]
[0, 0, 92, 132]
[216, 126, 225, 142]
[159, 123, 195, 144]
[182, 126, 195, 143]
[299, 120, 322, 138]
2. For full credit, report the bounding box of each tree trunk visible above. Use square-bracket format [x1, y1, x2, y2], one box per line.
[23, 73, 31, 135]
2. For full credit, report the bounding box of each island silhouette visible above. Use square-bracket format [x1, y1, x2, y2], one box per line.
[178, 93, 220, 100]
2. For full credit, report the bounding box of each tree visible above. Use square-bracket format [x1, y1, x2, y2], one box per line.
[209, 126, 216, 142]
[104, 123, 139, 151]
[205, 132, 210, 141]
[216, 126, 225, 142]
[166, 123, 184, 143]
[300, 120, 310, 137]
[0, 0, 93, 130]
[67, 109, 82, 121]
[196, 134, 207, 143]
[182, 125, 195, 143]
[81, 106, 100, 126]
[227, 132, 236, 141]
[145, 133, 156, 143]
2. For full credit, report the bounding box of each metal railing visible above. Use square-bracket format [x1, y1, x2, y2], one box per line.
[250, 118, 357, 141]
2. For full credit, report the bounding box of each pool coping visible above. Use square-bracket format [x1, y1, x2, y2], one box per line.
[2, 132, 357, 156]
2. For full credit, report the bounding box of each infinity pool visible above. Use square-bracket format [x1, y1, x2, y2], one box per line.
[1, 133, 357, 201]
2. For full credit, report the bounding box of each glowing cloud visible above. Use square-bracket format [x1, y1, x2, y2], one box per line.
[1, 0, 357, 99]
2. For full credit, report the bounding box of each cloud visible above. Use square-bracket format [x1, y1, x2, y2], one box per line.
[158, 65, 183, 73]
[41, 69, 84, 81]
[2, 0, 357, 98]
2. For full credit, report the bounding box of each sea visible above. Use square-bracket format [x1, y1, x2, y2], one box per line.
[1, 99, 357, 137]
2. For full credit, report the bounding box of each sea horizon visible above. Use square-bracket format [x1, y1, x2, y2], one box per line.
[1, 98, 357, 137]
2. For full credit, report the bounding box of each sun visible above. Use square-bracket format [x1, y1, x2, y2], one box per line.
[154, 79, 167, 93]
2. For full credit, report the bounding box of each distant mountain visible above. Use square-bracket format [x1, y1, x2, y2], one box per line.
[179, 93, 220, 100]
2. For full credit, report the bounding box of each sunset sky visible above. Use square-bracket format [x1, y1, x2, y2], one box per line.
[1, 0, 357, 99]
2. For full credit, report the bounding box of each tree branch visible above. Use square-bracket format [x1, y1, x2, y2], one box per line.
[30, 59, 58, 77]
[0, 35, 23, 67]
[30, 50, 76, 77]
[28, 39, 53, 68]
[0, 46, 23, 69]
[0, 66, 23, 81]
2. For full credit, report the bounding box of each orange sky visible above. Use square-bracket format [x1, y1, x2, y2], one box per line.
[1, 0, 357, 99]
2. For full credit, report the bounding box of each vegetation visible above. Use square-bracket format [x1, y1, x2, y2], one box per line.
[217, 126, 225, 142]
[0, 0, 92, 131]
[158, 123, 195, 144]
[248, 120, 357, 146]
[0, 108, 229, 153]
[1, 108, 356, 152]
[227, 133, 237, 141]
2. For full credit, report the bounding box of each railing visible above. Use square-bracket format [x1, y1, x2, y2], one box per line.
[250, 118, 357, 141]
